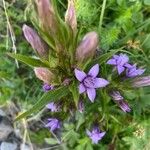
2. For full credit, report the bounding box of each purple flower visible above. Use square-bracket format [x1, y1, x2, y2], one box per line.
[74, 64, 109, 102]
[118, 100, 131, 113]
[43, 83, 54, 92]
[110, 91, 131, 113]
[107, 54, 129, 74]
[131, 76, 150, 88]
[46, 102, 60, 112]
[126, 64, 145, 78]
[45, 118, 60, 131]
[86, 127, 106, 144]
[109, 91, 124, 101]
[78, 100, 84, 113]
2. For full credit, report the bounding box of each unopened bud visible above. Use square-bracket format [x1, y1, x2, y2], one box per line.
[65, 0, 77, 32]
[34, 67, 54, 83]
[110, 91, 131, 113]
[23, 24, 48, 59]
[76, 32, 99, 62]
[109, 91, 124, 101]
[36, 0, 57, 32]
[78, 100, 84, 113]
[132, 76, 150, 88]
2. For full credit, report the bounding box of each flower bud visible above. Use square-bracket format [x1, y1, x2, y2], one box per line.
[23, 24, 48, 59]
[132, 76, 150, 88]
[78, 100, 84, 113]
[110, 91, 131, 113]
[76, 32, 99, 62]
[34, 67, 54, 83]
[43, 83, 54, 92]
[109, 91, 124, 101]
[36, 0, 57, 32]
[65, 0, 77, 32]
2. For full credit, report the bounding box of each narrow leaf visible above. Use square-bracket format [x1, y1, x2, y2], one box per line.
[7, 53, 49, 67]
[0, 71, 11, 80]
[15, 86, 69, 121]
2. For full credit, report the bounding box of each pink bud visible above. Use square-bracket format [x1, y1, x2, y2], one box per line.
[76, 32, 99, 62]
[23, 24, 48, 59]
[36, 0, 57, 32]
[65, 0, 77, 32]
[132, 76, 150, 88]
[34, 67, 54, 83]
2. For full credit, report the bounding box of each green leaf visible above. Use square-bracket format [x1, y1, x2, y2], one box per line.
[69, 82, 79, 107]
[45, 138, 59, 145]
[7, 53, 49, 68]
[144, 0, 150, 5]
[0, 71, 11, 80]
[15, 86, 69, 121]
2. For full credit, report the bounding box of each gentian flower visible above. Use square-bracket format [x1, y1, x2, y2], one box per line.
[65, 0, 77, 32]
[76, 32, 99, 63]
[45, 118, 60, 131]
[43, 83, 54, 92]
[132, 76, 150, 88]
[23, 24, 48, 59]
[74, 64, 109, 102]
[126, 64, 145, 78]
[118, 100, 131, 113]
[34, 67, 54, 83]
[86, 127, 106, 144]
[46, 102, 60, 112]
[110, 91, 131, 113]
[107, 54, 129, 74]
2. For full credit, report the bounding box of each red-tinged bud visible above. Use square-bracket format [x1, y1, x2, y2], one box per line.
[65, 0, 77, 32]
[76, 32, 99, 62]
[23, 24, 48, 59]
[132, 76, 150, 88]
[36, 0, 57, 32]
[34, 67, 54, 83]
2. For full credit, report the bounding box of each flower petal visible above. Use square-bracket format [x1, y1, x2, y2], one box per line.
[88, 64, 99, 77]
[113, 55, 119, 59]
[118, 54, 129, 66]
[46, 102, 54, 109]
[86, 129, 92, 136]
[107, 59, 116, 65]
[124, 63, 132, 68]
[94, 78, 109, 88]
[98, 132, 106, 139]
[74, 69, 86, 82]
[79, 83, 86, 94]
[87, 88, 96, 102]
[117, 65, 125, 74]
[137, 68, 145, 76]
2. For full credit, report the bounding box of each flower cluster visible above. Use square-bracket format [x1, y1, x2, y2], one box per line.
[17, 0, 150, 146]
[107, 53, 145, 77]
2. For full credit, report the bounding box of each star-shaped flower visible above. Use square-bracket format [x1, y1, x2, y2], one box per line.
[86, 127, 106, 144]
[45, 118, 60, 131]
[107, 54, 129, 74]
[126, 64, 145, 78]
[74, 64, 109, 102]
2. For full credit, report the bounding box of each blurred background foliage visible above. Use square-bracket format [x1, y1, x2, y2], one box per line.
[0, 0, 42, 106]
[0, 0, 150, 149]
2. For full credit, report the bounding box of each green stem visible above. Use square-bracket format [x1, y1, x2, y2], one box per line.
[99, 0, 107, 33]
